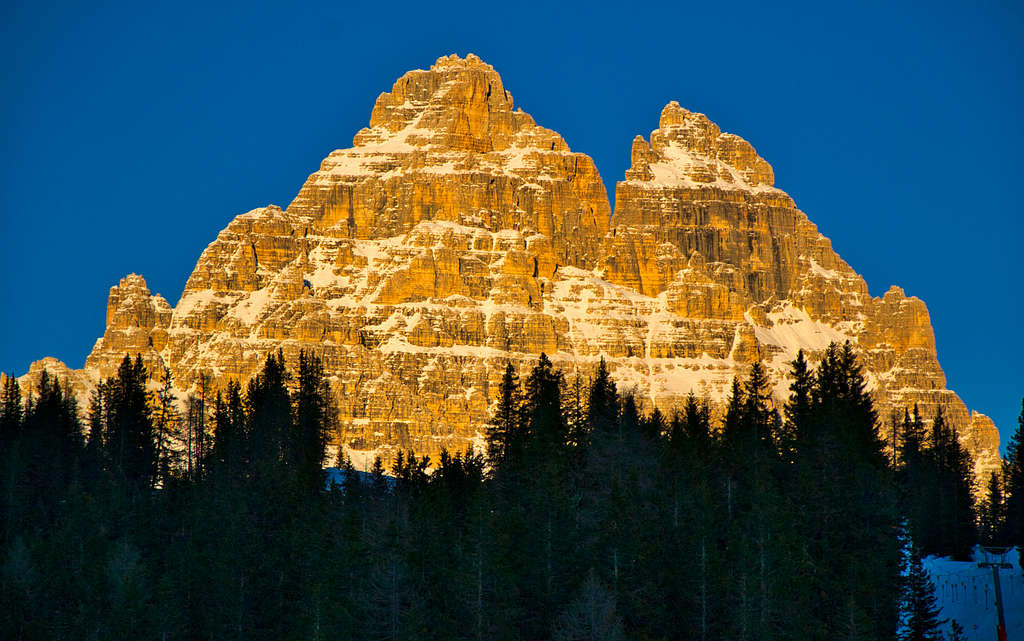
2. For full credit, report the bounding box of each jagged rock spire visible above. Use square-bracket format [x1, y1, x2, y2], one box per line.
[19, 56, 999, 481]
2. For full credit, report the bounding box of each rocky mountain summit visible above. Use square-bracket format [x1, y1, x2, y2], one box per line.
[19, 53, 1000, 478]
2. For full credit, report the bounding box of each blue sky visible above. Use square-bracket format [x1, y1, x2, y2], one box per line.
[2, 0, 1021, 448]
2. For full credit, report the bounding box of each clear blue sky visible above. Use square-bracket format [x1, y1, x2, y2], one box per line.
[2, 1, 1021, 449]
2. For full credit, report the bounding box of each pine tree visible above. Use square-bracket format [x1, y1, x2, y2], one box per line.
[719, 376, 746, 532]
[888, 409, 902, 468]
[82, 383, 108, 483]
[899, 404, 931, 548]
[246, 350, 292, 471]
[211, 380, 246, 482]
[618, 393, 641, 441]
[293, 350, 334, 494]
[780, 350, 812, 462]
[1003, 398, 1024, 552]
[523, 353, 568, 459]
[195, 372, 211, 470]
[836, 342, 884, 458]
[902, 405, 927, 462]
[924, 408, 976, 559]
[566, 369, 588, 447]
[152, 365, 181, 486]
[185, 395, 202, 481]
[23, 370, 82, 455]
[19, 370, 83, 501]
[85, 384, 105, 453]
[183, 373, 211, 483]
[105, 354, 156, 493]
[742, 362, 776, 454]
[642, 406, 666, 441]
[721, 377, 745, 456]
[978, 472, 1005, 545]
[722, 362, 783, 638]
[369, 455, 388, 495]
[0, 374, 23, 443]
[791, 342, 899, 638]
[899, 547, 946, 641]
[486, 362, 524, 468]
[586, 357, 617, 437]
[679, 392, 711, 452]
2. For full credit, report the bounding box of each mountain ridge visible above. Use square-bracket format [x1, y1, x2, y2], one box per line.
[12, 53, 1001, 480]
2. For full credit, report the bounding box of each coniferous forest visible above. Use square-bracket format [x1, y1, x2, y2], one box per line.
[2, 343, 1023, 640]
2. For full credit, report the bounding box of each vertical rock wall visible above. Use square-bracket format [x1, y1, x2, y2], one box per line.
[21, 55, 1000, 479]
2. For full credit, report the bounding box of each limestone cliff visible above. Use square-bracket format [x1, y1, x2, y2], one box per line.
[20, 54, 1000, 479]
[601, 101, 1001, 479]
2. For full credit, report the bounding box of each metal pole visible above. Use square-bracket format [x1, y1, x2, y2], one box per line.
[990, 565, 1006, 641]
[980, 547, 1011, 641]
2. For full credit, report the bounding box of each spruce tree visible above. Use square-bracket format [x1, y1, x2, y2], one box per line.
[723, 362, 783, 638]
[978, 472, 1006, 545]
[899, 547, 946, 641]
[676, 392, 711, 453]
[899, 404, 931, 548]
[924, 408, 976, 559]
[721, 377, 745, 456]
[85, 384, 105, 453]
[0, 374, 23, 443]
[245, 350, 291, 471]
[1003, 398, 1024, 551]
[902, 405, 927, 462]
[586, 357, 618, 437]
[642, 406, 666, 441]
[566, 368, 587, 447]
[195, 372, 211, 471]
[836, 342, 884, 459]
[211, 380, 246, 482]
[523, 353, 568, 458]
[369, 455, 388, 495]
[742, 361, 776, 454]
[181, 372, 212, 482]
[152, 365, 180, 486]
[486, 362, 524, 468]
[19, 370, 83, 505]
[293, 350, 333, 494]
[781, 350, 812, 462]
[512, 354, 574, 632]
[23, 370, 82, 458]
[105, 355, 155, 493]
[792, 342, 899, 638]
[618, 393, 641, 441]
[82, 383, 108, 484]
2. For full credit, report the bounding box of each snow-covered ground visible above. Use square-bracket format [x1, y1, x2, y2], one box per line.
[925, 547, 1023, 640]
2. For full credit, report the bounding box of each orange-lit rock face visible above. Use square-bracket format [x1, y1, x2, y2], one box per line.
[21, 55, 999, 480]
[84, 274, 172, 381]
[603, 100, 999, 481]
[287, 53, 609, 270]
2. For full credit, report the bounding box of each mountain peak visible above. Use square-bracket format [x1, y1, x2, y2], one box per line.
[286, 57, 609, 260]
[622, 101, 776, 193]
[20, 55, 1000, 486]
[657, 100, 693, 128]
[430, 52, 494, 72]
[355, 51, 527, 153]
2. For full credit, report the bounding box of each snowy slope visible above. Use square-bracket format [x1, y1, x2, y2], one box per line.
[925, 547, 1024, 640]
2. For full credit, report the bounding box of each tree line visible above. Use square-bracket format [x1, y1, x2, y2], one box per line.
[0, 344, 1022, 640]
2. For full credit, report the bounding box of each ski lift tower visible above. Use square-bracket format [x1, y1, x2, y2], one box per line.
[978, 546, 1013, 641]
